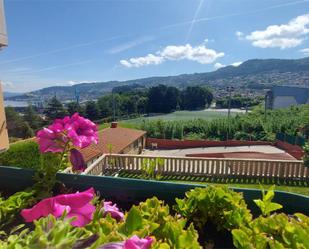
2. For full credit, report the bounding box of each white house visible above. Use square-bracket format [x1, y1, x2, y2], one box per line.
[267, 86, 309, 109]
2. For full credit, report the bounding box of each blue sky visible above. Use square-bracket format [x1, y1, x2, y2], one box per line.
[1, 0, 309, 92]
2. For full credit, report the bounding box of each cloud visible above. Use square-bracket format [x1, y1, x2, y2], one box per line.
[0, 36, 122, 65]
[235, 31, 244, 40]
[231, 61, 242, 67]
[1, 81, 16, 91]
[244, 14, 309, 49]
[214, 62, 225, 69]
[108, 36, 154, 54]
[67, 80, 92, 86]
[161, 1, 309, 30]
[120, 54, 164, 68]
[300, 48, 309, 55]
[121, 43, 224, 67]
[186, 0, 205, 41]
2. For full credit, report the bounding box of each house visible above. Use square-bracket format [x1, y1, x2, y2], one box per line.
[80, 122, 146, 166]
[266, 86, 309, 109]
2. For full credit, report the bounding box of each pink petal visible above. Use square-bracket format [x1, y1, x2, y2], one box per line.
[124, 236, 153, 249]
[102, 201, 124, 221]
[55, 188, 95, 208]
[21, 199, 70, 222]
[67, 203, 96, 227]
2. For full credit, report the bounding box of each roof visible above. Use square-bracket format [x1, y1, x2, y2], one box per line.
[80, 144, 102, 162]
[271, 86, 309, 104]
[80, 127, 146, 162]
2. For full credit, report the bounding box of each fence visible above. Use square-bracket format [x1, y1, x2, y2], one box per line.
[83, 154, 308, 181]
[276, 133, 306, 147]
[146, 138, 272, 149]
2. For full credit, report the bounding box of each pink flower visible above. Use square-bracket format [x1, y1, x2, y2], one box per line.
[36, 116, 70, 153]
[21, 188, 96, 227]
[36, 127, 65, 153]
[66, 113, 98, 148]
[124, 236, 153, 249]
[70, 148, 87, 172]
[99, 236, 153, 249]
[102, 201, 124, 221]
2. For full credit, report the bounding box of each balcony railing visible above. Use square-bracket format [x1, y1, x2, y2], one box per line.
[82, 154, 308, 181]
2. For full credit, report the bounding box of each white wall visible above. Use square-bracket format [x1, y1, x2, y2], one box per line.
[273, 96, 297, 109]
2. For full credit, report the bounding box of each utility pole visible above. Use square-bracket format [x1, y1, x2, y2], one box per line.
[264, 93, 268, 122]
[226, 86, 234, 141]
[112, 92, 116, 121]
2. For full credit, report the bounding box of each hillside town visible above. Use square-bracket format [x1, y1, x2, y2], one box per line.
[0, 1, 309, 248]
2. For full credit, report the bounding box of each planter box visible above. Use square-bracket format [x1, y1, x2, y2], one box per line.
[1, 165, 309, 215]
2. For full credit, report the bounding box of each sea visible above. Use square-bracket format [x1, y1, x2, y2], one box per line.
[4, 100, 28, 107]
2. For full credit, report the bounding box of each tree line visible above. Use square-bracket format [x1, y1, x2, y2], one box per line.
[216, 95, 263, 109]
[5, 85, 213, 140]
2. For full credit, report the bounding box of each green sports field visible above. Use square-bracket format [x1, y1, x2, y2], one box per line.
[122, 109, 240, 124]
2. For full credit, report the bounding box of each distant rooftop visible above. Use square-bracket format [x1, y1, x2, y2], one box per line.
[80, 125, 146, 162]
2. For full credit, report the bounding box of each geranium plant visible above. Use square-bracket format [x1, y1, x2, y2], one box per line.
[37, 113, 98, 173]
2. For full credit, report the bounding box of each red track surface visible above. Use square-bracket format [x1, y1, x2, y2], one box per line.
[186, 151, 297, 160]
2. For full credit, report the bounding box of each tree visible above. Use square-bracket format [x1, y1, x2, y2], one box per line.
[24, 105, 42, 131]
[97, 94, 122, 119]
[181, 86, 213, 110]
[137, 97, 148, 114]
[5, 106, 34, 138]
[67, 102, 85, 116]
[85, 101, 100, 120]
[121, 95, 137, 116]
[147, 85, 179, 113]
[165, 87, 180, 113]
[44, 96, 67, 122]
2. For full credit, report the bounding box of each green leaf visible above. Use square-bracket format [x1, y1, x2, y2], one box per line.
[265, 203, 283, 215]
[124, 206, 143, 235]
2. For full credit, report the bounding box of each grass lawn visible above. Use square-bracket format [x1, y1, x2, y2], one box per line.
[97, 109, 242, 129]
[123, 110, 239, 124]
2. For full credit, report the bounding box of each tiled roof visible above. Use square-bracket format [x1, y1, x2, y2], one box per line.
[80, 127, 146, 162]
[80, 144, 102, 162]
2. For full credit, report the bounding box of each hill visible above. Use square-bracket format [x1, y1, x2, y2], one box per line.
[7, 57, 309, 102]
[3, 92, 23, 98]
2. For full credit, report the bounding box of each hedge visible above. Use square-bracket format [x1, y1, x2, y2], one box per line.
[0, 140, 60, 169]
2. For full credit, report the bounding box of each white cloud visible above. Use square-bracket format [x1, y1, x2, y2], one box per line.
[160, 44, 224, 64]
[67, 80, 92, 86]
[214, 62, 225, 69]
[231, 61, 242, 67]
[120, 54, 164, 68]
[120, 43, 224, 67]
[1, 81, 16, 91]
[108, 36, 154, 54]
[300, 48, 309, 55]
[243, 14, 309, 49]
[235, 31, 244, 40]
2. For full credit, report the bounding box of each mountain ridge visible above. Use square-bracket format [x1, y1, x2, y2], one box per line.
[7, 57, 309, 102]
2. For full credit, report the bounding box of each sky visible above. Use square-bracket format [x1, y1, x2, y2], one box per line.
[1, 0, 309, 92]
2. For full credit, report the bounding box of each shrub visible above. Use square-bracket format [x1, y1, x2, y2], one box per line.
[232, 213, 309, 249]
[303, 142, 309, 168]
[0, 140, 59, 170]
[174, 186, 252, 232]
